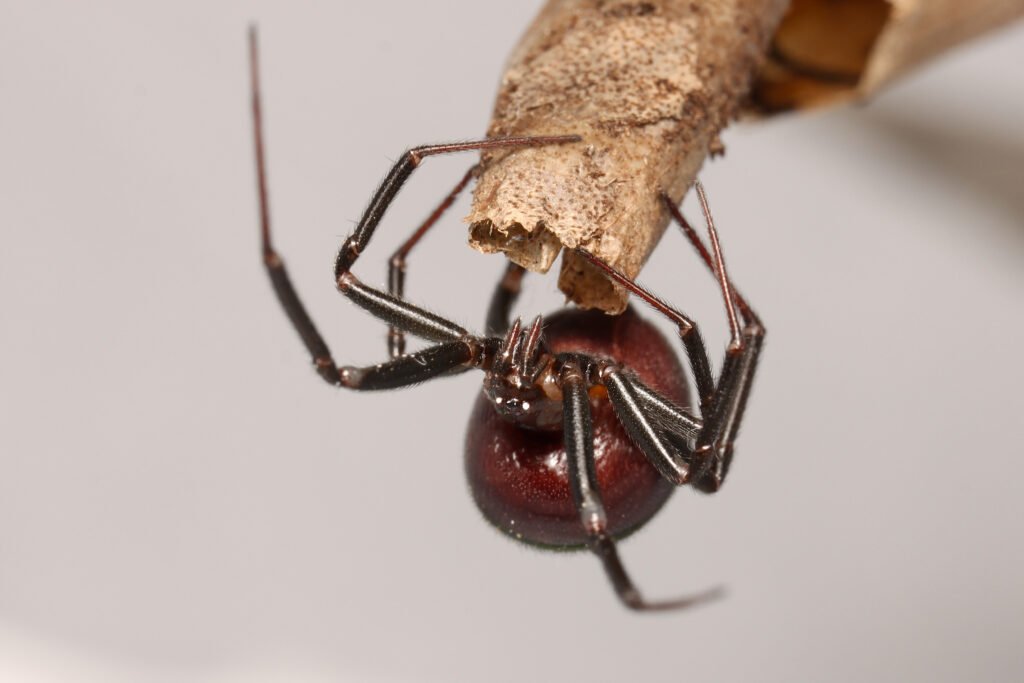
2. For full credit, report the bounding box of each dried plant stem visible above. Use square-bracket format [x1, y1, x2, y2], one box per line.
[466, 0, 1024, 313]
[467, 0, 789, 314]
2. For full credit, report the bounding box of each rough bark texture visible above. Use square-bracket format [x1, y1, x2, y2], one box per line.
[466, 0, 789, 314]
[753, 0, 1024, 111]
[465, 0, 1024, 313]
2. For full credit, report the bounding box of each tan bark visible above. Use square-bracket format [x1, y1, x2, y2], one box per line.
[466, 0, 1024, 313]
[466, 0, 789, 314]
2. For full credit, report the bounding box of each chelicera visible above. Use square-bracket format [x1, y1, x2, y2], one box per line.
[250, 31, 763, 611]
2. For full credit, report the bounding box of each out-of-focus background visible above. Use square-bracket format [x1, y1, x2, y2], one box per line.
[2, 2, 1022, 681]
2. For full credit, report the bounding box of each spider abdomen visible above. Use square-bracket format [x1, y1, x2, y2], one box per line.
[464, 307, 690, 549]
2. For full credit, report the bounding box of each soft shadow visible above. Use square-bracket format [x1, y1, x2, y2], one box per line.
[855, 106, 1024, 252]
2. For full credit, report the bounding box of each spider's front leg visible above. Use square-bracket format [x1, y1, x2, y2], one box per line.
[387, 183, 528, 356]
[249, 28, 578, 385]
[251, 29, 341, 386]
[330, 135, 574, 339]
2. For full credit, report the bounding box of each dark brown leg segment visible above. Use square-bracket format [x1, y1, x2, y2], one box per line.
[561, 359, 722, 611]
[251, 28, 341, 386]
[485, 260, 527, 336]
[576, 249, 715, 414]
[661, 185, 766, 492]
[387, 165, 477, 358]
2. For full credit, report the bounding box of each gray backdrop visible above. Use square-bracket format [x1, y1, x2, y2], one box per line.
[2, 2, 1023, 681]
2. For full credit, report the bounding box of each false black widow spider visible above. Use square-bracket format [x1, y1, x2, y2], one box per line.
[250, 30, 763, 611]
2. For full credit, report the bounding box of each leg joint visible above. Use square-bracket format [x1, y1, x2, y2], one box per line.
[334, 239, 361, 279]
[336, 270, 357, 292]
[315, 358, 342, 386]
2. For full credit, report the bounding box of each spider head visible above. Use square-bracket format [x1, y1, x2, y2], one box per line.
[483, 315, 561, 431]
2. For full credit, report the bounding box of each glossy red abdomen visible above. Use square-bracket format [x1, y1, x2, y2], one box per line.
[464, 307, 690, 549]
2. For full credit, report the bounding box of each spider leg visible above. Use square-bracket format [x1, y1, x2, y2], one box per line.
[691, 328, 763, 491]
[602, 370, 695, 485]
[337, 339, 480, 391]
[626, 376, 702, 441]
[337, 273, 470, 343]
[661, 190, 760, 327]
[387, 165, 477, 358]
[331, 130, 578, 280]
[662, 184, 766, 492]
[250, 28, 577, 382]
[485, 260, 527, 336]
[333, 132, 572, 345]
[614, 373, 705, 474]
[575, 249, 715, 414]
[577, 181, 767, 493]
[560, 358, 722, 611]
[251, 30, 470, 381]
[332, 131, 569, 340]
[251, 28, 342, 385]
[332, 126, 578, 283]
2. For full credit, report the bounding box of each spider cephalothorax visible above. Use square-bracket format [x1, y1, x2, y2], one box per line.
[482, 316, 562, 431]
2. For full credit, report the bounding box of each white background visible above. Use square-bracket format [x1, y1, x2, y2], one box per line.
[2, 2, 1023, 681]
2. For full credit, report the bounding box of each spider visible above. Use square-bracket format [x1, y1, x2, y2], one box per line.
[250, 30, 763, 611]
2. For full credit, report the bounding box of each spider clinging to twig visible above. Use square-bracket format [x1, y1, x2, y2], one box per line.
[250, 28, 763, 611]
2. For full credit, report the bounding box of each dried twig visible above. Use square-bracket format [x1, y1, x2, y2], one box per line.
[467, 0, 789, 313]
[466, 0, 1024, 313]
